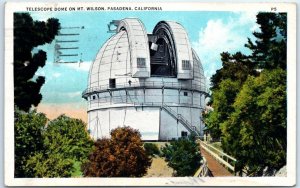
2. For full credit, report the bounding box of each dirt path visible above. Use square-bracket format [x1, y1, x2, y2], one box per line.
[144, 157, 174, 177]
[200, 147, 233, 177]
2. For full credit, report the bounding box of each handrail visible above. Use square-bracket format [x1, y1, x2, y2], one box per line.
[199, 140, 236, 172]
[202, 141, 237, 162]
[194, 157, 212, 177]
[161, 103, 200, 136]
[88, 101, 204, 111]
[82, 80, 208, 98]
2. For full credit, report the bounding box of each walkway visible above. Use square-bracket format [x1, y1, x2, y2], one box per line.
[200, 146, 233, 177]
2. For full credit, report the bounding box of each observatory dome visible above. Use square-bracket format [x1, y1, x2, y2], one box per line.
[83, 18, 207, 140]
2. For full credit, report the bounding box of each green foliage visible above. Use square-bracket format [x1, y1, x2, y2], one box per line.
[15, 110, 92, 177]
[161, 137, 201, 176]
[71, 161, 84, 177]
[14, 13, 60, 111]
[143, 143, 160, 157]
[14, 108, 47, 177]
[245, 13, 287, 70]
[204, 12, 287, 176]
[221, 69, 286, 175]
[210, 142, 223, 151]
[82, 126, 152, 177]
[210, 52, 257, 91]
[26, 115, 93, 177]
[204, 79, 241, 139]
[26, 152, 74, 177]
[44, 115, 94, 162]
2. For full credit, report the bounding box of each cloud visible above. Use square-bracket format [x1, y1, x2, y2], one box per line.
[65, 91, 82, 98]
[52, 72, 61, 78]
[62, 61, 92, 72]
[197, 19, 245, 52]
[192, 12, 259, 82]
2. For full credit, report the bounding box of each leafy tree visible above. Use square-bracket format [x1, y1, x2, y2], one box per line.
[209, 12, 286, 101]
[204, 12, 287, 176]
[26, 115, 93, 177]
[221, 69, 286, 176]
[210, 52, 257, 91]
[82, 126, 152, 177]
[161, 137, 201, 176]
[204, 79, 241, 139]
[14, 13, 60, 111]
[206, 32, 260, 137]
[14, 108, 47, 177]
[26, 152, 74, 178]
[15, 110, 92, 177]
[43, 115, 93, 162]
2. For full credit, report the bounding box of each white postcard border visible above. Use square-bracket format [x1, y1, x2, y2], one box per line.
[4, 2, 297, 186]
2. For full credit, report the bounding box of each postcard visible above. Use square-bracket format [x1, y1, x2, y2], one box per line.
[4, 2, 296, 186]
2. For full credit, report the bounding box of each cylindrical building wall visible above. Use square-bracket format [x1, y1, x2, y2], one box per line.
[83, 18, 208, 140]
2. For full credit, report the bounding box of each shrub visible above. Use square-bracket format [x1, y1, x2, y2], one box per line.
[15, 110, 93, 177]
[14, 109, 47, 177]
[144, 143, 160, 157]
[82, 126, 152, 177]
[161, 137, 202, 176]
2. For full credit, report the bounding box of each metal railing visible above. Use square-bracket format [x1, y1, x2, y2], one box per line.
[82, 80, 208, 98]
[161, 103, 200, 136]
[199, 140, 236, 172]
[88, 100, 203, 110]
[194, 157, 212, 177]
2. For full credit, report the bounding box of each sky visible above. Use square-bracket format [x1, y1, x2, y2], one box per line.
[28, 10, 259, 122]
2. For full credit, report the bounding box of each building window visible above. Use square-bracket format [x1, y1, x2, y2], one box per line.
[182, 60, 191, 70]
[92, 95, 96, 100]
[109, 78, 116, 88]
[137, 58, 146, 68]
[184, 91, 188, 96]
[181, 131, 188, 137]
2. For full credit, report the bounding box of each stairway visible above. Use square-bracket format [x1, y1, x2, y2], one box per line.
[161, 103, 200, 136]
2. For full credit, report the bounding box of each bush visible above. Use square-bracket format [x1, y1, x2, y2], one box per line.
[82, 126, 152, 177]
[14, 110, 93, 177]
[44, 115, 93, 162]
[26, 152, 74, 177]
[14, 109, 47, 177]
[28, 115, 94, 177]
[144, 143, 160, 157]
[161, 137, 202, 176]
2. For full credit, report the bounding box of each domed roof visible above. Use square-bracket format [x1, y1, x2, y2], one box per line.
[88, 30, 131, 88]
[88, 18, 149, 88]
[192, 48, 206, 90]
[87, 18, 206, 93]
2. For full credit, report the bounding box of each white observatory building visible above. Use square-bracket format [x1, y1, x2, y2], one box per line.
[82, 18, 208, 140]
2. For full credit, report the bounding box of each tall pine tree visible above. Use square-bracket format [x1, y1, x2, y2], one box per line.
[245, 13, 287, 70]
[14, 13, 60, 111]
[204, 12, 287, 175]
